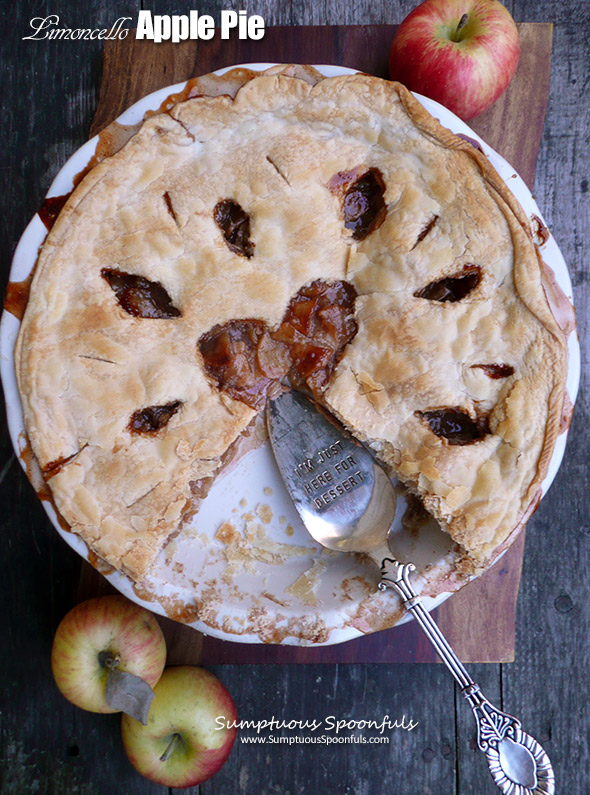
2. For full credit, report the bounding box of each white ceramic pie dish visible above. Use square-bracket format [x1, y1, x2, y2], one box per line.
[1, 64, 580, 646]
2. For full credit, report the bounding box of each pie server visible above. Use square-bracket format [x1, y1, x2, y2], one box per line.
[267, 389, 554, 795]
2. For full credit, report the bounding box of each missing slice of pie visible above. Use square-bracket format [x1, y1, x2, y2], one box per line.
[15, 67, 568, 584]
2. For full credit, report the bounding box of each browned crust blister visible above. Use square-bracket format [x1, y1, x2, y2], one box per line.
[15, 67, 567, 581]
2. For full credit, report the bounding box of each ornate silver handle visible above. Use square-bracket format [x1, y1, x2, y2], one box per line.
[379, 558, 555, 795]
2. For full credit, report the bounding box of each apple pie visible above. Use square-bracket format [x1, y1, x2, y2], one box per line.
[15, 67, 567, 582]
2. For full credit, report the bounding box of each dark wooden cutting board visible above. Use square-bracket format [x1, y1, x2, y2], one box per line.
[79, 23, 552, 663]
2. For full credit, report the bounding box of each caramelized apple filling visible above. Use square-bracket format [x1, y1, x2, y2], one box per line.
[129, 401, 183, 433]
[416, 407, 490, 445]
[199, 320, 288, 410]
[214, 199, 255, 258]
[101, 269, 181, 318]
[199, 280, 358, 409]
[414, 264, 482, 303]
[471, 363, 515, 379]
[329, 168, 387, 240]
[274, 280, 358, 392]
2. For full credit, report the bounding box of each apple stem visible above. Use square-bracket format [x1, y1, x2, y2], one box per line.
[452, 13, 469, 41]
[98, 650, 120, 670]
[160, 732, 181, 763]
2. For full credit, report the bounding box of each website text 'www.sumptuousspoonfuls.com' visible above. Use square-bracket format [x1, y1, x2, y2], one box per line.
[215, 714, 419, 746]
[240, 734, 391, 745]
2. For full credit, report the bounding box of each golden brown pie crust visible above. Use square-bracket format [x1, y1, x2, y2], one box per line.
[15, 67, 567, 581]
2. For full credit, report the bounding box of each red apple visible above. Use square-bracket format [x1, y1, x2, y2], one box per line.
[389, 0, 520, 120]
[51, 595, 166, 713]
[121, 666, 237, 787]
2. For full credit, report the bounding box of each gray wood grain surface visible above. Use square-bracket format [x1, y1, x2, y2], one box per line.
[1, 1, 588, 793]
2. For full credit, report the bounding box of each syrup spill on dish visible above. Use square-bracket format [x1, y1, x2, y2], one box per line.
[531, 214, 550, 246]
[560, 392, 574, 433]
[17, 432, 72, 534]
[73, 122, 140, 186]
[38, 193, 72, 231]
[539, 257, 577, 337]
[456, 133, 484, 152]
[87, 550, 117, 576]
[4, 272, 34, 321]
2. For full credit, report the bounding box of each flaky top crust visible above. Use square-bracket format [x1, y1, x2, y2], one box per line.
[16, 70, 567, 580]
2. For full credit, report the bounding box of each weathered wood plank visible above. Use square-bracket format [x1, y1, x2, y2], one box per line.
[499, 4, 590, 792]
[466, 22, 553, 188]
[440, 532, 526, 664]
[198, 664, 457, 795]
